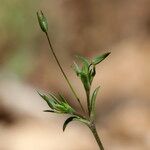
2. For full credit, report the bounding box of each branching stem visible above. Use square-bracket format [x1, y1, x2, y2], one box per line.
[89, 122, 104, 150]
[86, 80, 104, 149]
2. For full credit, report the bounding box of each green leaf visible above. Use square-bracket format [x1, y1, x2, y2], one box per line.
[76, 55, 90, 66]
[63, 116, 90, 131]
[54, 104, 66, 111]
[43, 109, 64, 114]
[63, 116, 77, 131]
[72, 61, 81, 76]
[58, 94, 68, 103]
[43, 110, 55, 113]
[92, 52, 111, 65]
[38, 91, 75, 114]
[64, 102, 75, 114]
[82, 63, 88, 74]
[90, 86, 100, 118]
[79, 72, 90, 90]
[49, 93, 61, 104]
[73, 61, 90, 91]
[73, 56, 92, 91]
[76, 55, 90, 74]
[37, 91, 54, 109]
[57, 94, 75, 114]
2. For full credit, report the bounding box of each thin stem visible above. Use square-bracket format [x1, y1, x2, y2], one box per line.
[89, 123, 104, 150]
[45, 32, 85, 113]
[86, 89, 91, 116]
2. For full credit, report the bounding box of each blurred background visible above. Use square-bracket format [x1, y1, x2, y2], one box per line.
[0, 0, 150, 149]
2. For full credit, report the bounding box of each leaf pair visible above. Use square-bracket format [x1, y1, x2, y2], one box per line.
[73, 56, 91, 91]
[38, 92, 75, 114]
[73, 52, 110, 91]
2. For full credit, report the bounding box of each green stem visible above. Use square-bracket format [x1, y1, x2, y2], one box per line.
[86, 89, 91, 116]
[89, 123, 104, 150]
[45, 32, 85, 113]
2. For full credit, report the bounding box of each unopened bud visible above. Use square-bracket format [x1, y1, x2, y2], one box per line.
[37, 10, 48, 33]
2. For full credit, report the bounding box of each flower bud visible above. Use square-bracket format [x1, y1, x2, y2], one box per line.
[37, 10, 48, 33]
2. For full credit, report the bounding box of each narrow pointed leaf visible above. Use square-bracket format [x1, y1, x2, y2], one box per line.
[77, 55, 90, 74]
[43, 110, 55, 113]
[82, 63, 89, 74]
[43, 110, 63, 114]
[63, 116, 77, 131]
[55, 104, 67, 112]
[79, 72, 90, 90]
[76, 55, 90, 65]
[90, 86, 100, 118]
[72, 61, 81, 76]
[49, 93, 61, 104]
[92, 52, 111, 65]
[61, 102, 75, 114]
[58, 94, 68, 103]
[37, 91, 54, 109]
[73, 61, 90, 90]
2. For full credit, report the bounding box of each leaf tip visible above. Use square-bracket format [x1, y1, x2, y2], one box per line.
[63, 116, 76, 132]
[105, 52, 111, 57]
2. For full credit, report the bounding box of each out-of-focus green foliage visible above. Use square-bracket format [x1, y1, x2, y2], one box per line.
[0, 0, 39, 78]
